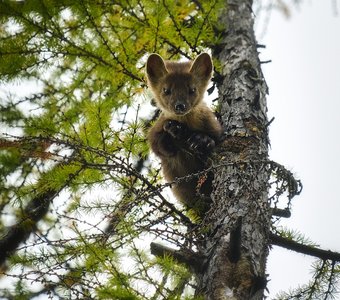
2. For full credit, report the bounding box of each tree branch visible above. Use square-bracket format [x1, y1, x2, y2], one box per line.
[270, 233, 340, 262]
[0, 157, 81, 267]
[150, 242, 204, 273]
[271, 208, 291, 218]
[0, 189, 58, 266]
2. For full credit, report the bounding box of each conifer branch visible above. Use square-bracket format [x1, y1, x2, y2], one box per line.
[80, 0, 138, 81]
[162, 1, 196, 52]
[0, 164, 81, 267]
[0, 189, 57, 266]
[270, 233, 340, 262]
[150, 242, 204, 273]
[271, 208, 291, 218]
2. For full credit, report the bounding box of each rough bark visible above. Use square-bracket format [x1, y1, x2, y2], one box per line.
[196, 1, 270, 299]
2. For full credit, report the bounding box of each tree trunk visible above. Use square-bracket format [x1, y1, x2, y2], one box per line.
[196, 1, 270, 299]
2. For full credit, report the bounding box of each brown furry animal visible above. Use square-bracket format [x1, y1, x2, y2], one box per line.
[146, 53, 223, 213]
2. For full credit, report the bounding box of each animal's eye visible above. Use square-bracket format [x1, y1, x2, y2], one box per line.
[189, 87, 196, 95]
[163, 88, 171, 95]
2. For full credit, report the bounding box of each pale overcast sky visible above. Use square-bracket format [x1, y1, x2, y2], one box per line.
[259, 1, 340, 296]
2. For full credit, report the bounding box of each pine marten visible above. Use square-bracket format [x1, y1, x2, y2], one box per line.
[146, 53, 223, 213]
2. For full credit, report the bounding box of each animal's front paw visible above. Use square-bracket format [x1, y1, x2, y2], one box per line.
[163, 120, 187, 139]
[187, 133, 215, 154]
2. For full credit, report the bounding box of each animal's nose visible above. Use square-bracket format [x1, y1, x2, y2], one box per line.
[174, 102, 186, 113]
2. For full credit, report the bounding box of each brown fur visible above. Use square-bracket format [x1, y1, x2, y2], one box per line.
[146, 53, 223, 212]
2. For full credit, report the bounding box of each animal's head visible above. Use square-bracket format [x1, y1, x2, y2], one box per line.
[146, 53, 213, 116]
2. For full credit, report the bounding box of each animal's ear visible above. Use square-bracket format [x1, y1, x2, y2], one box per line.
[190, 53, 213, 80]
[146, 54, 168, 84]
